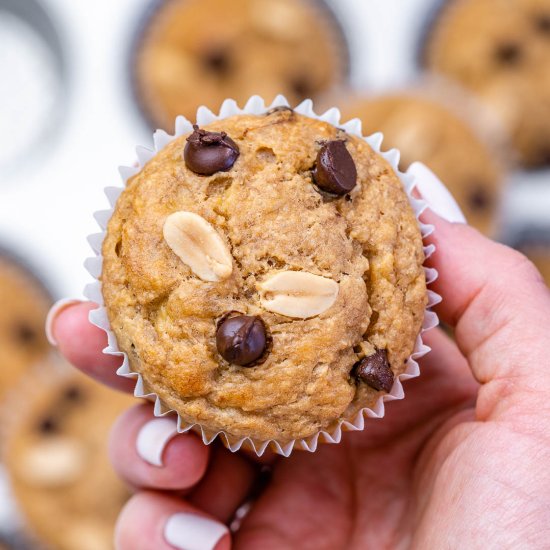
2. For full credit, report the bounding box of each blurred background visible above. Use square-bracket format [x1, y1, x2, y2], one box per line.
[0, 0, 549, 547]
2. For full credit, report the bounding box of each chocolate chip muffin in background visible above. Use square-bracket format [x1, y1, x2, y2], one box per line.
[423, 0, 550, 168]
[132, 0, 349, 130]
[2, 357, 134, 550]
[0, 251, 52, 404]
[339, 91, 507, 236]
[99, 107, 428, 447]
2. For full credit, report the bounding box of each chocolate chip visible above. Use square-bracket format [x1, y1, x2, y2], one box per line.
[184, 126, 240, 176]
[467, 185, 492, 211]
[14, 323, 37, 344]
[313, 140, 357, 195]
[534, 147, 550, 166]
[216, 314, 270, 367]
[290, 77, 313, 99]
[535, 14, 550, 34]
[202, 49, 231, 75]
[495, 43, 522, 65]
[353, 349, 394, 392]
[37, 417, 58, 434]
[265, 106, 294, 116]
[63, 385, 84, 402]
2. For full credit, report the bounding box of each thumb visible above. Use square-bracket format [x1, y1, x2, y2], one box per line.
[411, 163, 550, 419]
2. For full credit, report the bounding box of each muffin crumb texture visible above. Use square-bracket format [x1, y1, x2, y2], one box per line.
[102, 112, 427, 443]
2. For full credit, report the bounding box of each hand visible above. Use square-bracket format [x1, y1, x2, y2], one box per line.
[49, 171, 550, 550]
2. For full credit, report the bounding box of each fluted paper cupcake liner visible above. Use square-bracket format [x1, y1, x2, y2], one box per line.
[84, 95, 441, 457]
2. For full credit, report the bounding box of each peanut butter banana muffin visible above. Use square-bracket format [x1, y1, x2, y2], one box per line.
[133, 0, 348, 129]
[423, 0, 550, 167]
[3, 363, 133, 550]
[0, 253, 52, 402]
[102, 110, 427, 444]
[341, 93, 506, 235]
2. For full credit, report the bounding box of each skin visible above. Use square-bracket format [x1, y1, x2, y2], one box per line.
[51, 211, 550, 549]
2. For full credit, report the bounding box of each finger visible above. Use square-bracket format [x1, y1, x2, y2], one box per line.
[116, 491, 230, 550]
[48, 301, 133, 392]
[412, 164, 550, 413]
[419, 328, 478, 402]
[189, 444, 259, 523]
[110, 404, 210, 491]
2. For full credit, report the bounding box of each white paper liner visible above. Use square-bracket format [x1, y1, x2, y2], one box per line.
[84, 95, 441, 457]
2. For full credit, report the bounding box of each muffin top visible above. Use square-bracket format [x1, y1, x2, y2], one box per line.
[0, 255, 52, 401]
[102, 110, 427, 443]
[423, 0, 550, 167]
[134, 0, 348, 129]
[3, 363, 133, 550]
[340, 93, 505, 235]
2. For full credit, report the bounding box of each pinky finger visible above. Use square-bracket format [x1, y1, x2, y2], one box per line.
[116, 491, 231, 550]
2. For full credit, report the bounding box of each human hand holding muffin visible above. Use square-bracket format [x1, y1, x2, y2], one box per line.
[86, 106, 432, 452]
[45, 100, 550, 550]
[48, 175, 550, 548]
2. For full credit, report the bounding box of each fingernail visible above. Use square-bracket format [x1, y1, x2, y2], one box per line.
[136, 418, 178, 467]
[408, 162, 467, 224]
[45, 299, 82, 346]
[164, 513, 228, 550]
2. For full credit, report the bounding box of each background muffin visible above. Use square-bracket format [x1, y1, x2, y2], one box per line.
[340, 92, 507, 235]
[0, 252, 52, 403]
[2, 359, 134, 550]
[423, 0, 550, 168]
[100, 109, 427, 445]
[133, 0, 349, 129]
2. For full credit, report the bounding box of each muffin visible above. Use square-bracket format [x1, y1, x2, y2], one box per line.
[133, 0, 348, 129]
[340, 92, 506, 235]
[100, 108, 428, 446]
[0, 252, 52, 402]
[2, 359, 134, 550]
[423, 0, 550, 168]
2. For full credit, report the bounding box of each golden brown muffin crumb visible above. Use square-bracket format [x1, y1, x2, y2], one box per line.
[102, 112, 427, 443]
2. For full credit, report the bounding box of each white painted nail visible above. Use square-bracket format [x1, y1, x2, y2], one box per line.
[408, 162, 467, 224]
[164, 513, 228, 550]
[136, 418, 178, 467]
[45, 299, 82, 346]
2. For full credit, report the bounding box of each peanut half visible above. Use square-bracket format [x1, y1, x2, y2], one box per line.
[258, 271, 339, 319]
[163, 211, 233, 282]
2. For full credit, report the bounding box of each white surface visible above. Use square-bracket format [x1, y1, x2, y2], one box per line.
[0, 10, 60, 173]
[0, 0, 548, 301]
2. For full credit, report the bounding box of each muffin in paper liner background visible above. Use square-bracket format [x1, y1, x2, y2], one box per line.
[335, 79, 511, 237]
[0, 247, 54, 404]
[131, 0, 350, 130]
[0, 353, 134, 550]
[421, 0, 550, 168]
[84, 95, 440, 457]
